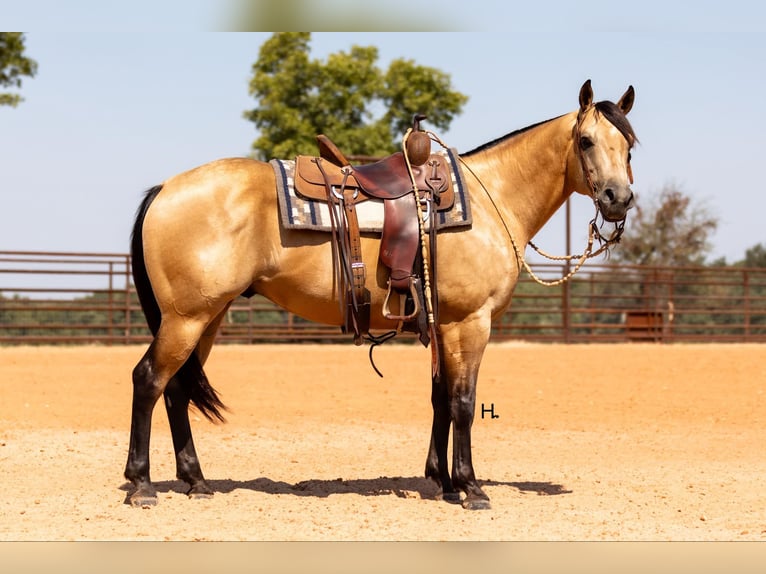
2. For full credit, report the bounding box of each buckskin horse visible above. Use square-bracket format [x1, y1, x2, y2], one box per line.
[125, 80, 637, 510]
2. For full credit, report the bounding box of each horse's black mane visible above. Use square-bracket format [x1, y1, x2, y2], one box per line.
[462, 116, 563, 157]
[594, 100, 638, 146]
[463, 100, 637, 157]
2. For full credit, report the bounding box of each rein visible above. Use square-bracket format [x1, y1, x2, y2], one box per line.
[459, 108, 627, 287]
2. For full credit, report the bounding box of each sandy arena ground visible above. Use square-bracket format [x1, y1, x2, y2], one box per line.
[0, 342, 764, 541]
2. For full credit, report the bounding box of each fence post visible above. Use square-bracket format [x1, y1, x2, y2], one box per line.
[562, 272, 571, 343]
[248, 297, 254, 344]
[666, 269, 675, 342]
[563, 198, 571, 343]
[107, 261, 114, 346]
[744, 269, 750, 339]
[125, 254, 132, 343]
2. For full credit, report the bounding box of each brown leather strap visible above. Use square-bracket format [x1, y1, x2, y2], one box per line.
[343, 189, 366, 300]
[343, 189, 370, 344]
[314, 156, 370, 344]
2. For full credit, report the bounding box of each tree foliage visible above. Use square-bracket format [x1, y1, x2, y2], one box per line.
[0, 32, 37, 108]
[611, 183, 719, 266]
[735, 243, 766, 268]
[244, 32, 468, 160]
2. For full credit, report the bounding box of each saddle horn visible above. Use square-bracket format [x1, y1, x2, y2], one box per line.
[406, 113, 431, 166]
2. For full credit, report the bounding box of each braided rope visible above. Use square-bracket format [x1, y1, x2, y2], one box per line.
[401, 128, 436, 328]
[522, 214, 620, 287]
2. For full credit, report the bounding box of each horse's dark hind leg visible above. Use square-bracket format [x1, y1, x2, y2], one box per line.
[124, 346, 163, 507]
[124, 317, 210, 506]
[165, 306, 229, 498]
[164, 370, 213, 499]
[425, 362, 460, 503]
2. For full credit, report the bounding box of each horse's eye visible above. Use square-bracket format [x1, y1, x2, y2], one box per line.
[627, 151, 632, 163]
[579, 136, 594, 150]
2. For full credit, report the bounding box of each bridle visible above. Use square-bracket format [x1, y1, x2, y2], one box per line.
[570, 104, 632, 245]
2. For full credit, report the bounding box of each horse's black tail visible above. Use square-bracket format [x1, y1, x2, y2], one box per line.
[131, 186, 163, 337]
[131, 185, 226, 422]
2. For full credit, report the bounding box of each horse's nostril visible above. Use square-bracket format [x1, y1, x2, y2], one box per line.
[604, 188, 615, 202]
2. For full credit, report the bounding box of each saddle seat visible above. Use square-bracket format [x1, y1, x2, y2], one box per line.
[294, 149, 455, 209]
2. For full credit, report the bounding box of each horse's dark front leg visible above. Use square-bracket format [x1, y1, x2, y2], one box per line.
[164, 369, 213, 499]
[451, 383, 491, 510]
[425, 367, 460, 503]
[124, 349, 162, 507]
[428, 323, 492, 509]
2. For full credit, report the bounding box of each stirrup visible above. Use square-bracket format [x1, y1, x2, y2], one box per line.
[382, 277, 420, 322]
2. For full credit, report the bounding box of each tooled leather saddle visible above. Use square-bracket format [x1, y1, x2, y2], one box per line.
[293, 116, 452, 363]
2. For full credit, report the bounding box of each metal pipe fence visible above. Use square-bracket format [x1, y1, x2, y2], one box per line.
[2, 250, 766, 345]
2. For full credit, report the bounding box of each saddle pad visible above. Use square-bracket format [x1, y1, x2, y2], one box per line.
[271, 148, 472, 233]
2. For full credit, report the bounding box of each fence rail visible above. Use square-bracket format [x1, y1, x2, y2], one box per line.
[2, 250, 766, 344]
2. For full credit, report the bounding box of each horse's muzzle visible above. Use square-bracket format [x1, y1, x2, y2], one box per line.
[595, 185, 634, 222]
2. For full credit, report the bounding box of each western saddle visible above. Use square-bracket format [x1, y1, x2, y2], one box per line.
[293, 115, 453, 367]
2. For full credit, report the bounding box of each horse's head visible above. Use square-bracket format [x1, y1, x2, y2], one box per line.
[574, 80, 637, 223]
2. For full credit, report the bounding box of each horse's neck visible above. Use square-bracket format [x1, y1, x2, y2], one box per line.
[463, 112, 578, 243]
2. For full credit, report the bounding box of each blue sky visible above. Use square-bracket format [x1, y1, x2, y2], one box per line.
[2, 2, 766, 264]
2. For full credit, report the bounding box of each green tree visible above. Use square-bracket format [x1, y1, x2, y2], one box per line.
[244, 32, 468, 160]
[611, 183, 719, 266]
[735, 243, 766, 267]
[0, 32, 37, 108]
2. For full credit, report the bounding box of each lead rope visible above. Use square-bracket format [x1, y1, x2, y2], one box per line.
[524, 210, 623, 287]
[401, 127, 440, 378]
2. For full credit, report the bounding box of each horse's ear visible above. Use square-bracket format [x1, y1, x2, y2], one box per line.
[617, 85, 635, 115]
[579, 79, 593, 111]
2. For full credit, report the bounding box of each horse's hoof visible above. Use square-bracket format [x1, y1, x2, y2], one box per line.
[187, 482, 214, 499]
[129, 492, 158, 508]
[435, 489, 462, 504]
[462, 497, 491, 510]
[188, 489, 214, 500]
[189, 492, 214, 500]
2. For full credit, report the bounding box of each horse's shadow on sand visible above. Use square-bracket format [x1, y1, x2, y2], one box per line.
[120, 476, 571, 503]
